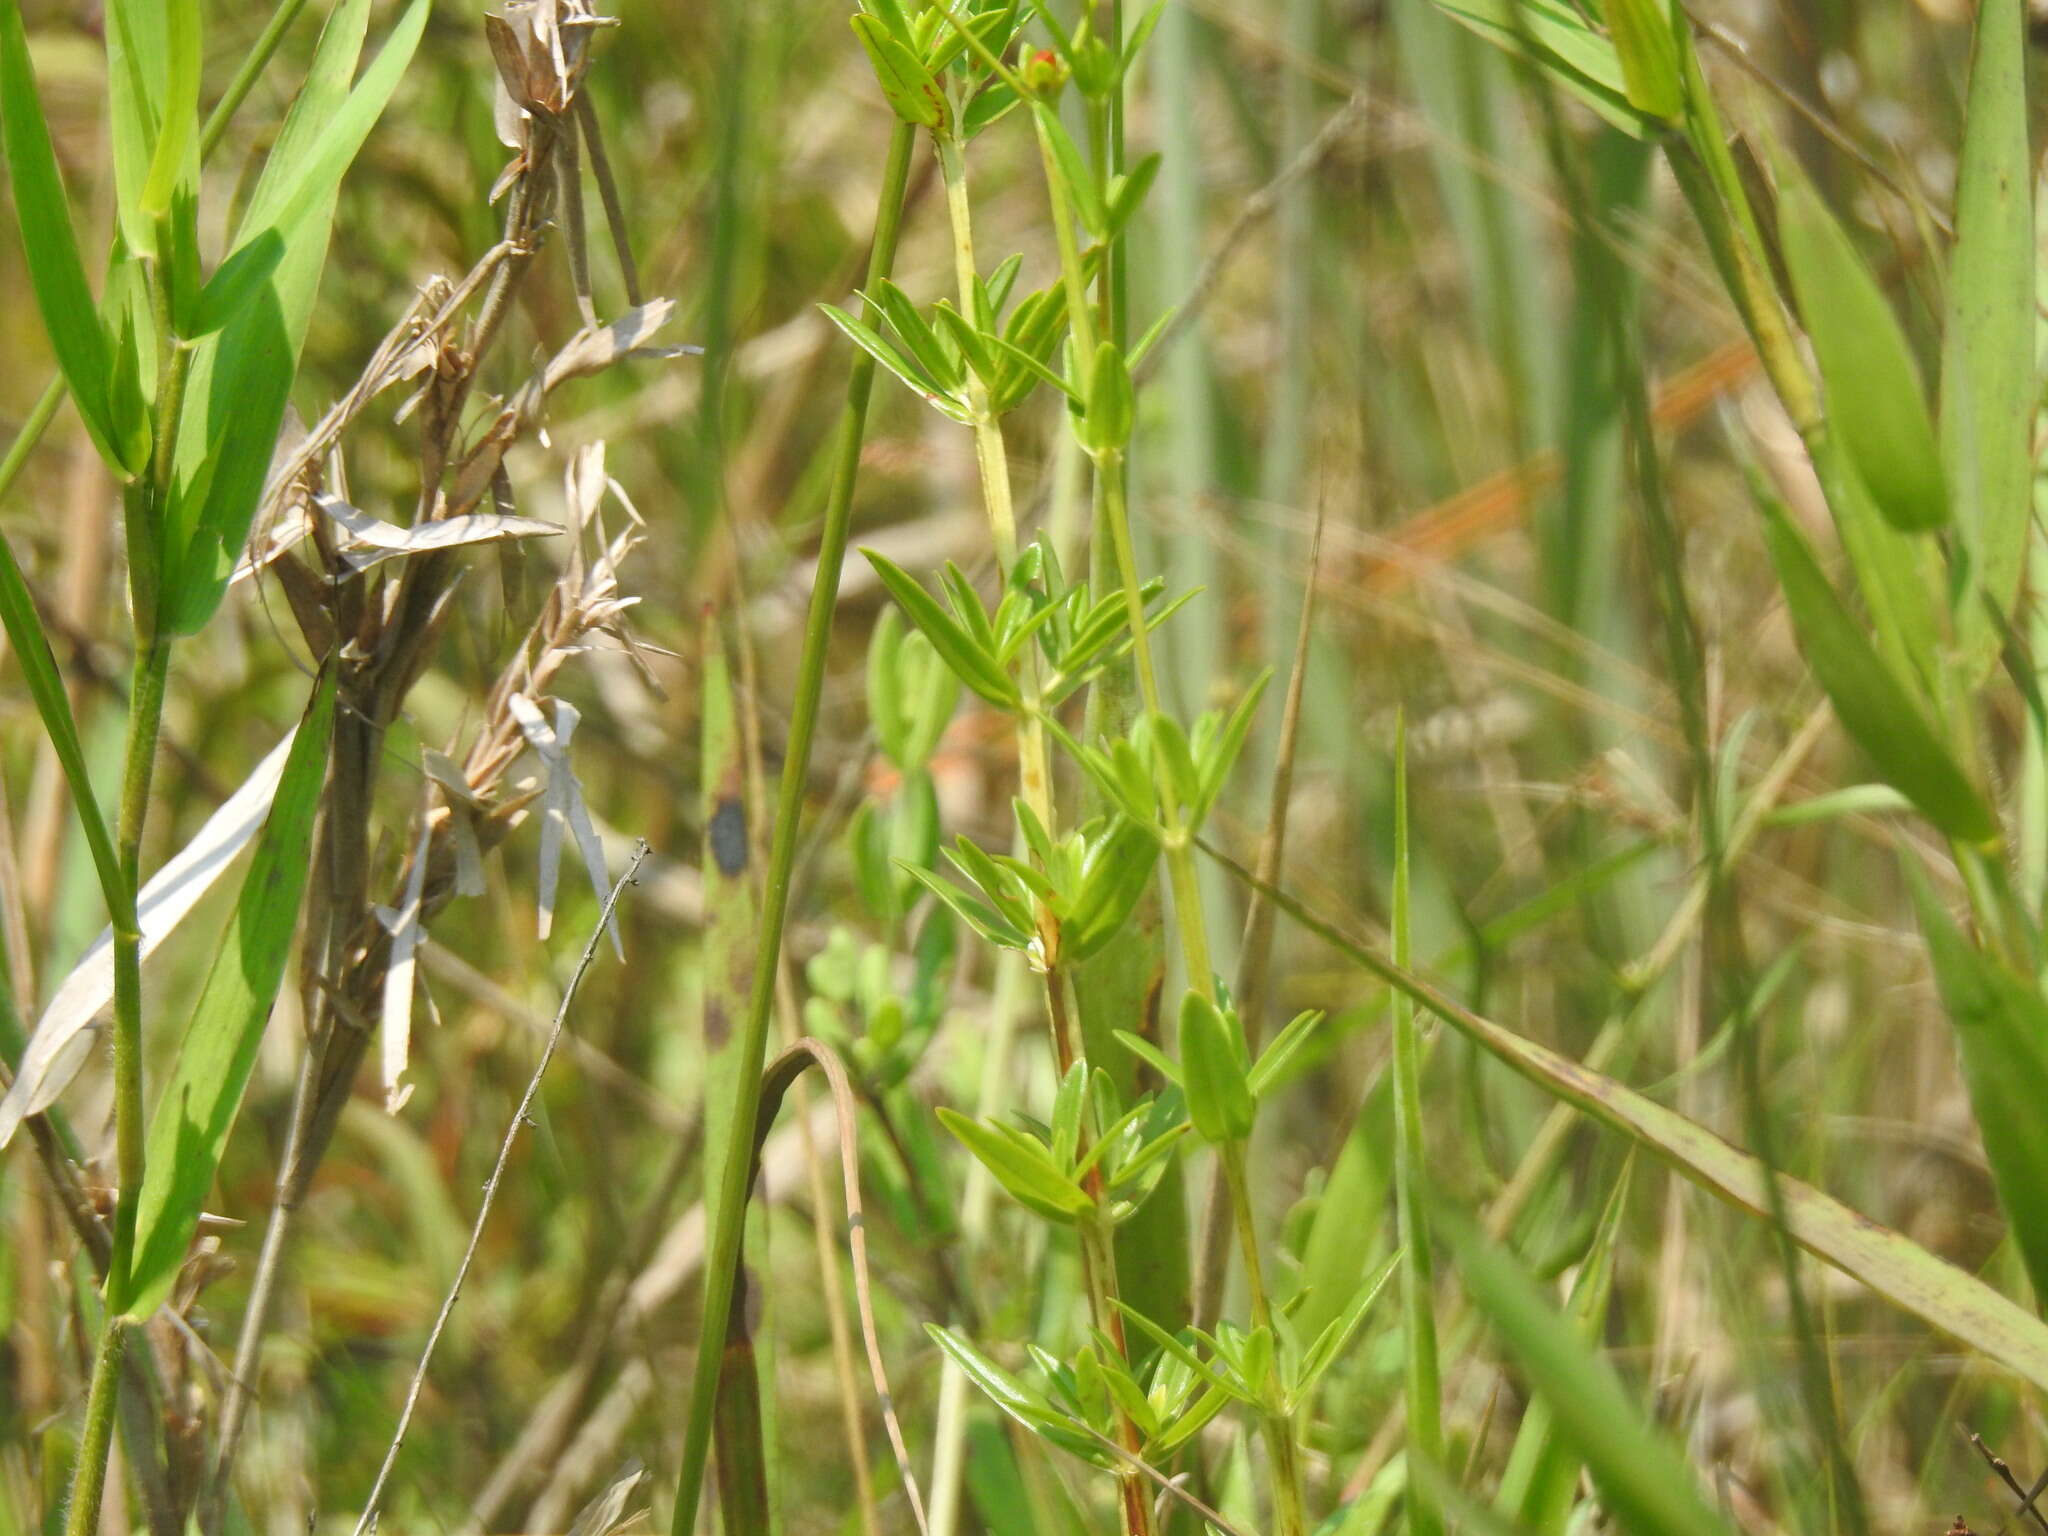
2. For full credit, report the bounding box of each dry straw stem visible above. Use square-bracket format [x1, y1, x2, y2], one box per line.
[208, 16, 670, 1511]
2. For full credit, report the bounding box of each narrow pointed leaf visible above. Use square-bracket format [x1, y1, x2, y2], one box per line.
[1244, 880, 2048, 1395]
[0, 3, 131, 471]
[851, 13, 945, 128]
[1907, 867, 2048, 1305]
[118, 667, 335, 1318]
[1777, 169, 1947, 532]
[1757, 497, 1995, 842]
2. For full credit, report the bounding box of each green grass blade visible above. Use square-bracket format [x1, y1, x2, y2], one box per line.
[0, 2, 134, 473]
[117, 666, 335, 1318]
[1756, 495, 1995, 843]
[699, 610, 751, 1230]
[1907, 864, 2048, 1306]
[1776, 165, 1947, 533]
[162, 0, 401, 634]
[1940, 0, 2035, 677]
[0, 541, 124, 923]
[138, 0, 199, 220]
[1493, 1166, 1630, 1534]
[102, 0, 168, 257]
[1390, 715, 1443, 1536]
[1437, 1208, 1734, 1536]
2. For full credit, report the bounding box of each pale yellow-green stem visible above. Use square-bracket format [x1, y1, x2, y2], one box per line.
[934, 130, 1059, 843]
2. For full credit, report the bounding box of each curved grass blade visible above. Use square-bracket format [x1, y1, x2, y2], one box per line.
[1198, 839, 2048, 1394]
[0, 541, 124, 946]
[116, 665, 335, 1318]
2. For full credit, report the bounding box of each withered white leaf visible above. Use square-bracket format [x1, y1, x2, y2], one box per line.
[0, 732, 300, 1146]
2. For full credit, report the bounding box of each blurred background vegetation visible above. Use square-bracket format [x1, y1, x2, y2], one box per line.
[0, 0, 2041, 1533]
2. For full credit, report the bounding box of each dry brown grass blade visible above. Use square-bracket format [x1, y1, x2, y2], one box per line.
[1359, 338, 1758, 594]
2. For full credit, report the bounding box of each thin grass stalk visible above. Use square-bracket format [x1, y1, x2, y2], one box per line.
[668, 119, 917, 1536]
[1388, 718, 1444, 1536]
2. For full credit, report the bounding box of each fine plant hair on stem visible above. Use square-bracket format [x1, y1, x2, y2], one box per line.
[352, 843, 648, 1536]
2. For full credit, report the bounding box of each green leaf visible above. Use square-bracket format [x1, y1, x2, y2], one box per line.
[820, 303, 971, 421]
[1777, 167, 1947, 532]
[1601, 0, 1682, 119]
[1429, 0, 1656, 138]
[217, 0, 429, 262]
[1061, 816, 1160, 960]
[1757, 496, 1996, 843]
[1437, 1209, 1735, 1536]
[851, 13, 945, 129]
[1940, 0, 2036, 676]
[1080, 339, 1134, 454]
[1494, 1166, 1631, 1532]
[1246, 1009, 1323, 1099]
[925, 1326, 1113, 1465]
[138, 0, 199, 220]
[1907, 866, 2048, 1305]
[0, 540, 124, 920]
[1191, 671, 1269, 826]
[1295, 1249, 1400, 1399]
[862, 550, 1019, 708]
[937, 1108, 1094, 1224]
[1178, 990, 1254, 1145]
[0, 3, 136, 473]
[186, 230, 285, 338]
[118, 667, 335, 1318]
[1033, 101, 1106, 236]
[162, 0, 407, 633]
[900, 863, 1030, 951]
[102, 0, 168, 258]
[870, 279, 963, 394]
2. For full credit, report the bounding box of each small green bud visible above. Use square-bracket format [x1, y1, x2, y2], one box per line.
[1022, 47, 1068, 99]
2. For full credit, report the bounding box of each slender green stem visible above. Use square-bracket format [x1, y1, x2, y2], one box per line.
[198, 0, 314, 159]
[1030, 114, 1214, 998]
[934, 128, 1068, 986]
[669, 119, 917, 1536]
[943, 110, 1153, 1536]
[65, 1312, 130, 1536]
[1077, 1217, 1158, 1536]
[63, 634, 169, 1536]
[1221, 1145, 1307, 1536]
[0, 378, 65, 507]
